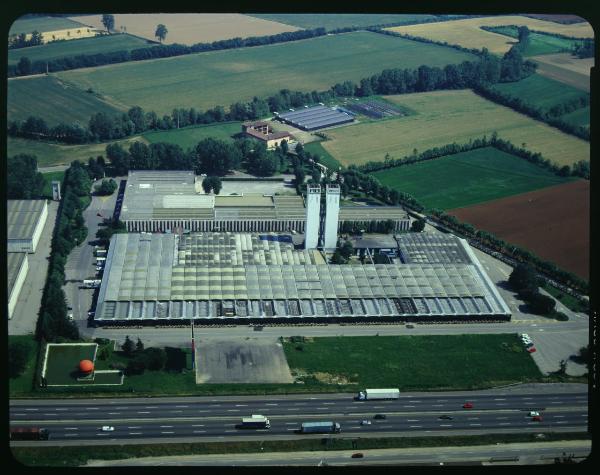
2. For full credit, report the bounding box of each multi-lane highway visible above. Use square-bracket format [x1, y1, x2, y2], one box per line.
[10, 389, 588, 444]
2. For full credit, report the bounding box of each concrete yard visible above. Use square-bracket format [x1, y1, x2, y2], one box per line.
[218, 179, 296, 196]
[195, 338, 294, 384]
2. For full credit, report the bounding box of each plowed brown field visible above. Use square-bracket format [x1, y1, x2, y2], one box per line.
[449, 180, 589, 280]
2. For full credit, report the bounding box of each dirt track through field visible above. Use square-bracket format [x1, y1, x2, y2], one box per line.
[449, 180, 589, 280]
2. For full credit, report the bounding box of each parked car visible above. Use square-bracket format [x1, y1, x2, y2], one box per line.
[528, 411, 540, 417]
[360, 420, 371, 425]
[373, 414, 386, 420]
[527, 347, 537, 353]
[68, 313, 74, 321]
[101, 426, 114, 431]
[463, 402, 474, 409]
[521, 333, 529, 339]
[351, 453, 364, 458]
[532, 415, 543, 422]
[438, 415, 453, 420]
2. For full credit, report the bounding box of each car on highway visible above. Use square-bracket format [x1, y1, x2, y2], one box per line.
[406, 324, 415, 329]
[462, 402, 474, 409]
[88, 311, 95, 317]
[373, 414, 386, 420]
[438, 415, 453, 420]
[527, 347, 537, 353]
[360, 420, 371, 425]
[351, 453, 364, 458]
[528, 411, 540, 417]
[101, 426, 114, 431]
[68, 313, 74, 321]
[532, 415, 543, 422]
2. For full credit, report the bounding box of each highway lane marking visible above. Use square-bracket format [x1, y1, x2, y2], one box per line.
[265, 403, 278, 406]
[522, 398, 532, 400]
[145, 406, 159, 409]
[129, 432, 142, 435]
[224, 430, 236, 433]
[409, 425, 422, 428]
[115, 407, 128, 410]
[373, 406, 384, 409]
[160, 425, 173, 428]
[192, 424, 205, 427]
[64, 434, 78, 437]
[210, 405, 221, 407]
[553, 415, 565, 418]
[467, 417, 480, 420]
[316, 407, 328, 410]
[499, 423, 511, 425]
[286, 428, 297, 431]
[493, 398, 506, 401]
[44, 414, 56, 416]
[64, 427, 78, 430]
[439, 424, 452, 427]
[432, 405, 443, 407]
[286, 408, 297, 411]
[55, 408, 68, 411]
[350, 426, 360, 429]
[13, 414, 26, 416]
[436, 400, 448, 402]
[193, 430, 206, 433]
[555, 421, 568, 424]
[409, 401, 421, 403]
[407, 420, 420, 422]
[285, 423, 296, 425]
[171, 411, 183, 413]
[137, 411, 150, 414]
[108, 412, 121, 415]
[294, 403, 307, 406]
[96, 433, 109, 436]
[403, 405, 415, 408]
[227, 409, 240, 412]
[25, 408, 38, 411]
[161, 431, 175, 434]
[469, 424, 482, 426]
[235, 405, 248, 407]
[496, 417, 508, 420]
[175, 406, 188, 408]
[128, 426, 142, 429]
[323, 402, 335, 405]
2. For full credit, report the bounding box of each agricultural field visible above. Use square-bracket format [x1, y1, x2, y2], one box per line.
[7, 75, 123, 126]
[7, 136, 147, 168]
[248, 13, 440, 30]
[51, 31, 476, 116]
[69, 13, 299, 45]
[320, 90, 589, 167]
[485, 26, 585, 56]
[530, 53, 592, 92]
[9, 15, 83, 35]
[560, 106, 590, 128]
[143, 122, 243, 149]
[283, 334, 542, 390]
[450, 180, 589, 280]
[371, 147, 573, 210]
[8, 34, 151, 66]
[387, 15, 594, 55]
[303, 141, 342, 170]
[523, 14, 588, 24]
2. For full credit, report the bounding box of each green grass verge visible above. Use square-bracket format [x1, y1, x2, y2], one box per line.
[8, 335, 39, 396]
[44, 344, 97, 385]
[8, 34, 151, 66]
[541, 283, 589, 314]
[247, 14, 440, 30]
[486, 26, 585, 56]
[41, 171, 65, 198]
[143, 121, 242, 149]
[11, 432, 589, 467]
[51, 31, 476, 117]
[371, 147, 573, 210]
[303, 141, 342, 170]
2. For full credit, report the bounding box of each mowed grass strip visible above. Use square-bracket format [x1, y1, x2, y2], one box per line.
[52, 31, 476, 116]
[7, 75, 123, 126]
[371, 147, 573, 210]
[320, 90, 589, 167]
[8, 136, 147, 168]
[8, 34, 151, 66]
[143, 121, 243, 148]
[283, 335, 542, 390]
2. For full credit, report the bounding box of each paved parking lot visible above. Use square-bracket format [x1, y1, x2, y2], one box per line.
[218, 178, 296, 195]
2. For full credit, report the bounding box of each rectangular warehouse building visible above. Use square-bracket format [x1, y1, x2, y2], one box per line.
[94, 232, 510, 323]
[277, 105, 354, 131]
[120, 171, 410, 233]
[7, 200, 48, 253]
[7, 253, 29, 319]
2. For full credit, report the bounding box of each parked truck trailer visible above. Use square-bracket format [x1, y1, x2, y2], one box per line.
[300, 421, 341, 434]
[356, 388, 400, 400]
[10, 427, 49, 440]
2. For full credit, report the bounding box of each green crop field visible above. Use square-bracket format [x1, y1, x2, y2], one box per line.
[283, 335, 542, 390]
[8, 75, 123, 126]
[143, 122, 243, 149]
[9, 15, 83, 35]
[8, 34, 151, 66]
[248, 13, 440, 30]
[486, 26, 584, 56]
[321, 90, 589, 167]
[49, 32, 476, 116]
[8, 136, 147, 168]
[371, 147, 573, 210]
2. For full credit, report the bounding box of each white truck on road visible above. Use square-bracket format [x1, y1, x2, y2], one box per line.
[240, 415, 270, 429]
[356, 388, 400, 401]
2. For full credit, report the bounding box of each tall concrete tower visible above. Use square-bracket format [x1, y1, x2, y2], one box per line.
[51, 181, 61, 201]
[304, 185, 321, 249]
[323, 184, 340, 250]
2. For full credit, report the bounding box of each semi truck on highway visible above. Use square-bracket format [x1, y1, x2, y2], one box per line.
[356, 388, 400, 401]
[240, 415, 270, 429]
[300, 422, 341, 434]
[10, 427, 49, 440]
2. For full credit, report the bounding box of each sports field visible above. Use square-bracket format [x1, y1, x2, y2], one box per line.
[8, 34, 151, 66]
[8, 136, 147, 168]
[248, 13, 440, 30]
[320, 90, 589, 167]
[7, 75, 123, 126]
[9, 15, 84, 35]
[69, 13, 299, 45]
[52, 32, 476, 116]
[371, 147, 573, 210]
[450, 180, 589, 280]
[487, 26, 584, 56]
[387, 15, 594, 55]
[143, 122, 242, 148]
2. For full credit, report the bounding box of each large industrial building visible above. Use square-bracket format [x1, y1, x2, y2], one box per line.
[94, 231, 511, 323]
[7, 253, 29, 319]
[276, 105, 355, 131]
[119, 171, 410, 234]
[7, 200, 48, 253]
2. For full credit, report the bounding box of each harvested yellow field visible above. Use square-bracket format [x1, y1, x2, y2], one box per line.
[69, 13, 299, 45]
[321, 90, 589, 167]
[387, 15, 594, 54]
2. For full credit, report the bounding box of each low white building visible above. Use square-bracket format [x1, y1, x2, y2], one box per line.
[7, 200, 48, 253]
[7, 253, 29, 319]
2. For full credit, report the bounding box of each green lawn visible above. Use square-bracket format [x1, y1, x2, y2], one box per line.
[248, 14, 440, 30]
[541, 283, 589, 314]
[8, 335, 39, 396]
[50, 31, 476, 116]
[371, 147, 573, 210]
[41, 171, 65, 198]
[43, 344, 97, 385]
[485, 26, 585, 56]
[8, 75, 123, 126]
[143, 122, 243, 149]
[303, 141, 342, 170]
[283, 334, 543, 390]
[491, 74, 589, 115]
[9, 15, 83, 35]
[8, 34, 151, 66]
